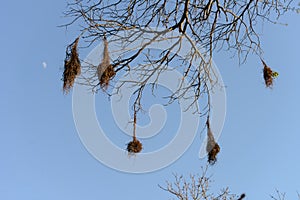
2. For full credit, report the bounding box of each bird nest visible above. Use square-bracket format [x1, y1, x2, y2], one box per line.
[98, 64, 116, 88]
[263, 63, 274, 88]
[262, 59, 278, 88]
[63, 37, 81, 94]
[206, 119, 220, 165]
[207, 142, 220, 165]
[127, 138, 143, 154]
[96, 38, 116, 89]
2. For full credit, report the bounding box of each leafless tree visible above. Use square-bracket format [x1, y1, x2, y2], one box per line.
[61, 0, 298, 155]
[160, 173, 300, 200]
[270, 190, 300, 200]
[159, 168, 246, 200]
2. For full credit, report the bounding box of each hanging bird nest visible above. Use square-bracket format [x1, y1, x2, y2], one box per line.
[98, 64, 116, 88]
[206, 118, 220, 165]
[207, 142, 220, 165]
[126, 112, 142, 154]
[62, 37, 81, 94]
[126, 137, 143, 154]
[262, 60, 273, 87]
[97, 38, 116, 89]
[262, 59, 278, 88]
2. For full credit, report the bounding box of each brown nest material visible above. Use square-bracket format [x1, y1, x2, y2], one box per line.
[97, 38, 116, 89]
[207, 142, 220, 165]
[262, 59, 274, 88]
[98, 64, 116, 88]
[206, 119, 220, 165]
[62, 37, 81, 94]
[126, 138, 143, 154]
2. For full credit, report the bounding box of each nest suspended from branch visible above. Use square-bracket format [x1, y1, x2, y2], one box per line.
[206, 118, 220, 165]
[62, 37, 81, 94]
[97, 38, 116, 89]
[126, 111, 142, 154]
[126, 137, 143, 154]
[262, 59, 276, 88]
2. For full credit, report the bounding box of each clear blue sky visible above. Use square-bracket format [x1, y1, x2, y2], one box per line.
[1, 1, 300, 200]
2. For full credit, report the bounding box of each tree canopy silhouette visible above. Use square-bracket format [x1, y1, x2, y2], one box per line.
[61, 0, 298, 158]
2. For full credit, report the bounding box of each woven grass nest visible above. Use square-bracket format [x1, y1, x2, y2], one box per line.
[127, 138, 143, 154]
[262, 59, 279, 88]
[98, 64, 116, 88]
[63, 37, 81, 94]
[97, 38, 116, 89]
[207, 142, 220, 165]
[262, 60, 274, 88]
[206, 118, 220, 165]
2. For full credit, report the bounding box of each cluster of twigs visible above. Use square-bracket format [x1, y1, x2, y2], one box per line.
[160, 170, 245, 200]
